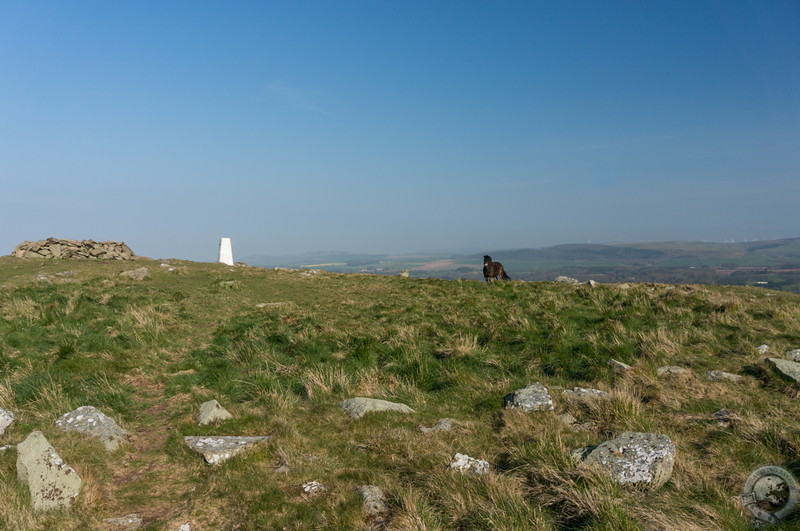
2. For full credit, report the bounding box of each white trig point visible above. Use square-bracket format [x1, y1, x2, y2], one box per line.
[218, 238, 234, 266]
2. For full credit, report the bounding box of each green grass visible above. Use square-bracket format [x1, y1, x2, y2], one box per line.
[0, 256, 799, 529]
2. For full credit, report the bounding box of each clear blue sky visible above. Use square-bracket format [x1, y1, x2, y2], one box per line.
[2, 1, 798, 261]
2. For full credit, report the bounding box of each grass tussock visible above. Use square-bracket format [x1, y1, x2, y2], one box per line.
[0, 256, 798, 528]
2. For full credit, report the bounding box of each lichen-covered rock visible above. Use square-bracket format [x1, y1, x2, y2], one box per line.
[787, 349, 800, 362]
[55, 406, 128, 451]
[302, 480, 326, 495]
[767, 358, 800, 384]
[184, 436, 270, 465]
[16, 431, 82, 511]
[341, 398, 414, 419]
[0, 408, 14, 436]
[757, 344, 771, 355]
[578, 432, 675, 490]
[197, 400, 233, 426]
[503, 383, 553, 412]
[103, 513, 144, 529]
[449, 453, 490, 475]
[555, 276, 580, 285]
[358, 485, 390, 529]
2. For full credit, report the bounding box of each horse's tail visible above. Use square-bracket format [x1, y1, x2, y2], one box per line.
[502, 270, 511, 281]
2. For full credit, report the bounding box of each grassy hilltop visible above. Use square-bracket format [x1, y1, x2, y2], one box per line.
[0, 256, 799, 529]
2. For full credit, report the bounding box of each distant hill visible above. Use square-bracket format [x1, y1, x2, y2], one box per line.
[242, 238, 800, 293]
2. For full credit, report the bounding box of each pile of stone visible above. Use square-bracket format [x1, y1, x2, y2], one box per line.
[12, 238, 136, 260]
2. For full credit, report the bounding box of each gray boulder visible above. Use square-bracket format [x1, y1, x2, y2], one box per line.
[184, 435, 270, 465]
[55, 406, 128, 451]
[197, 399, 233, 426]
[786, 349, 800, 362]
[0, 408, 14, 436]
[341, 398, 415, 419]
[120, 267, 149, 280]
[578, 432, 675, 490]
[504, 383, 554, 412]
[767, 358, 800, 384]
[17, 431, 82, 511]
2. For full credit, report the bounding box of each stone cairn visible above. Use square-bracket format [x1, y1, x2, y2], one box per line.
[12, 238, 135, 260]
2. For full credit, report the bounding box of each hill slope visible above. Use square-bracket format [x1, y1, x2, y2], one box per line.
[0, 256, 799, 529]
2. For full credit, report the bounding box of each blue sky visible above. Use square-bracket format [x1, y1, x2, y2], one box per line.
[2, 1, 798, 261]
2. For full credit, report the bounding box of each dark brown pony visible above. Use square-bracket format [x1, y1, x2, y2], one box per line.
[483, 255, 510, 282]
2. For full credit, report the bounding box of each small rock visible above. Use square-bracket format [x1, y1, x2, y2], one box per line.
[766, 358, 800, 384]
[577, 432, 675, 490]
[706, 370, 743, 383]
[0, 408, 14, 436]
[341, 398, 415, 419]
[787, 349, 800, 362]
[587, 280, 599, 287]
[55, 406, 128, 451]
[184, 436, 271, 465]
[757, 344, 770, 355]
[419, 418, 456, 433]
[609, 359, 632, 374]
[557, 413, 577, 426]
[398, 270, 410, 278]
[555, 276, 580, 285]
[358, 485, 390, 527]
[562, 387, 610, 401]
[255, 302, 289, 308]
[449, 453, 490, 475]
[177, 524, 191, 531]
[197, 399, 233, 426]
[302, 480, 326, 495]
[657, 366, 692, 379]
[104, 513, 144, 529]
[504, 383, 554, 412]
[120, 267, 149, 280]
[17, 431, 82, 511]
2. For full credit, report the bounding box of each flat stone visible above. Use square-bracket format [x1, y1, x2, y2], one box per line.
[787, 349, 800, 362]
[419, 418, 456, 433]
[578, 432, 675, 490]
[449, 453, 490, 475]
[767, 358, 800, 384]
[657, 366, 693, 379]
[358, 485, 390, 528]
[104, 513, 144, 529]
[0, 408, 14, 436]
[562, 387, 610, 400]
[184, 436, 270, 465]
[17, 431, 82, 511]
[341, 398, 415, 419]
[706, 370, 743, 383]
[302, 480, 326, 495]
[197, 400, 233, 426]
[503, 383, 553, 412]
[55, 406, 129, 451]
[609, 359, 632, 373]
[555, 276, 580, 285]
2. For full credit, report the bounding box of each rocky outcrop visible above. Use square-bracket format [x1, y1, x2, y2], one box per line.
[358, 485, 390, 530]
[706, 370, 743, 383]
[504, 383, 554, 412]
[576, 432, 675, 490]
[55, 406, 129, 451]
[13, 238, 136, 260]
[341, 398, 415, 419]
[17, 431, 83, 511]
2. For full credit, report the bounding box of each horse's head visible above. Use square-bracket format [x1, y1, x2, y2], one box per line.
[483, 255, 491, 265]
